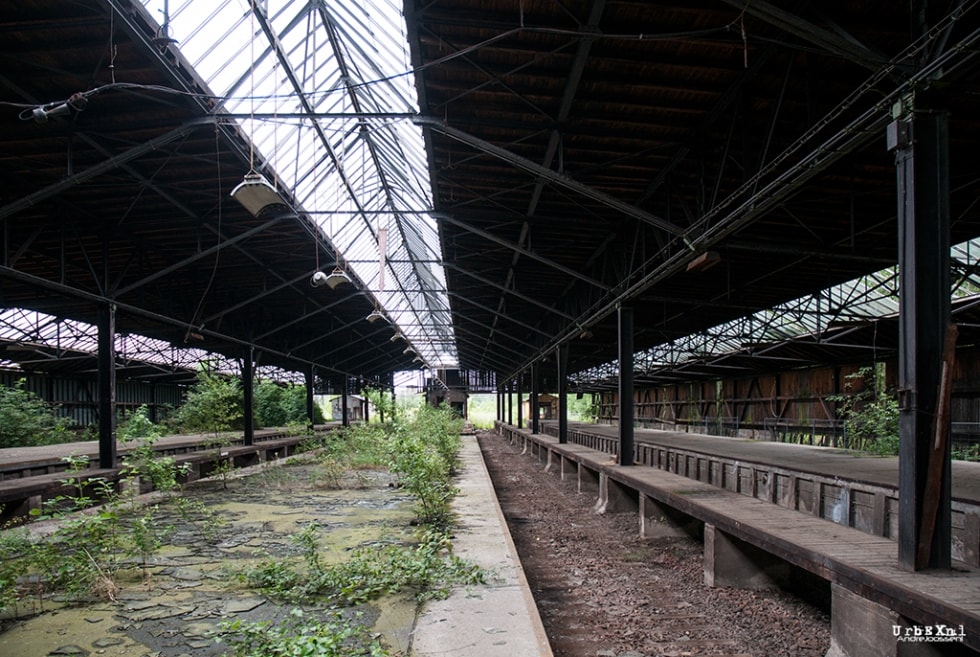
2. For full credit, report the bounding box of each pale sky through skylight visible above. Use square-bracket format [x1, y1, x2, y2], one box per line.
[140, 0, 457, 371]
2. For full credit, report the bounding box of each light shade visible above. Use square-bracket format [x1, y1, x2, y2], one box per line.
[324, 268, 351, 289]
[390, 331, 405, 341]
[230, 173, 288, 217]
[686, 250, 721, 273]
[366, 308, 388, 323]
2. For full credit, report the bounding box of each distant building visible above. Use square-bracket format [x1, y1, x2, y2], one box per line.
[330, 394, 371, 422]
[523, 393, 558, 422]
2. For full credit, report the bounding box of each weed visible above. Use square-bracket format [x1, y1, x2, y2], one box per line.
[243, 527, 484, 605]
[217, 607, 389, 657]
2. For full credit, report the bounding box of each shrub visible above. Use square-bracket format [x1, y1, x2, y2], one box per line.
[219, 607, 389, 657]
[830, 365, 899, 455]
[172, 368, 242, 438]
[0, 379, 72, 448]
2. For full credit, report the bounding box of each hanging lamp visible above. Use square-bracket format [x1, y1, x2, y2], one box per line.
[230, 3, 286, 218]
[366, 307, 388, 323]
[323, 267, 351, 289]
[231, 172, 287, 217]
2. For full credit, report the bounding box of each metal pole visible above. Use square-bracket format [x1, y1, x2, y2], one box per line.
[242, 347, 254, 446]
[889, 94, 951, 570]
[97, 303, 116, 469]
[531, 361, 540, 434]
[619, 304, 635, 465]
[558, 344, 569, 444]
[517, 373, 524, 429]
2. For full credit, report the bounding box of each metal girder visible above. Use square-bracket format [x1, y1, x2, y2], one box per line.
[448, 292, 551, 342]
[0, 118, 215, 221]
[444, 263, 576, 320]
[719, 0, 889, 74]
[417, 117, 683, 236]
[114, 214, 288, 297]
[434, 213, 611, 291]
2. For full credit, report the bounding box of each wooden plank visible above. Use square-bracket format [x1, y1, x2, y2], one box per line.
[918, 323, 958, 568]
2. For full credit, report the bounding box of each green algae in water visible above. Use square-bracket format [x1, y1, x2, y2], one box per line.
[0, 463, 420, 656]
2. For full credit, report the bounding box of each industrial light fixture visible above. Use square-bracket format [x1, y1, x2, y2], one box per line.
[412, 356, 423, 363]
[230, 172, 288, 218]
[310, 271, 329, 287]
[323, 267, 351, 289]
[390, 331, 405, 342]
[403, 346, 415, 355]
[686, 250, 721, 273]
[366, 307, 388, 323]
[27, 92, 88, 123]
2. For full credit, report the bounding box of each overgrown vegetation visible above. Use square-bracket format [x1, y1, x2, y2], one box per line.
[218, 608, 389, 657]
[244, 526, 483, 606]
[1, 388, 479, 657]
[466, 392, 597, 429]
[243, 402, 482, 618]
[830, 365, 900, 456]
[171, 368, 243, 438]
[255, 379, 325, 428]
[0, 442, 217, 614]
[0, 379, 72, 448]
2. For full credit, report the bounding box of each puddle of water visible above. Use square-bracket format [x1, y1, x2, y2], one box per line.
[0, 462, 420, 656]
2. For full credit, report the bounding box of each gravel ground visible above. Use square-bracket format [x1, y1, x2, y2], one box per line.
[476, 431, 832, 657]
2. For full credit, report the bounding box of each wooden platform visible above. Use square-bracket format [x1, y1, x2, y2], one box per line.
[499, 424, 980, 654]
[0, 428, 330, 525]
[540, 420, 980, 568]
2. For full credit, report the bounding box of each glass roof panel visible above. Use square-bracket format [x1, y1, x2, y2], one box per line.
[143, 0, 457, 369]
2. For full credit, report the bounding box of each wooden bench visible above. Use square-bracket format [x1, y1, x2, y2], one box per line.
[502, 427, 980, 657]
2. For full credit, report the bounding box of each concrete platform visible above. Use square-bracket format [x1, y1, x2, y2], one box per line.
[410, 436, 553, 657]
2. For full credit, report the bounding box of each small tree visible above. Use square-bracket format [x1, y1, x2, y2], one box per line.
[173, 368, 242, 439]
[254, 379, 289, 428]
[362, 387, 397, 424]
[831, 365, 899, 455]
[255, 380, 322, 429]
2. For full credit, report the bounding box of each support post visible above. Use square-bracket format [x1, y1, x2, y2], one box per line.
[889, 94, 952, 570]
[341, 378, 350, 427]
[305, 365, 315, 432]
[242, 347, 254, 446]
[619, 304, 634, 465]
[558, 344, 569, 444]
[517, 372, 524, 430]
[531, 361, 540, 434]
[507, 380, 513, 426]
[97, 303, 116, 469]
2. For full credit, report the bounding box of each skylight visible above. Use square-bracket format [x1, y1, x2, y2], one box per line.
[141, 0, 456, 369]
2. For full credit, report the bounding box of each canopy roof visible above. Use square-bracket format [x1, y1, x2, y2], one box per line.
[405, 0, 980, 388]
[1, 1, 979, 392]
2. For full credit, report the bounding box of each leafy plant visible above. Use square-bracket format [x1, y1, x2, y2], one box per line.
[829, 365, 899, 455]
[195, 429, 236, 489]
[218, 607, 389, 657]
[118, 404, 163, 442]
[0, 528, 32, 614]
[172, 367, 242, 438]
[362, 386, 397, 424]
[386, 403, 463, 527]
[0, 379, 72, 448]
[254, 380, 323, 429]
[243, 527, 484, 605]
[122, 432, 189, 497]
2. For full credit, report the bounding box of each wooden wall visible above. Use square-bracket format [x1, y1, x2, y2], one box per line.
[597, 347, 980, 448]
